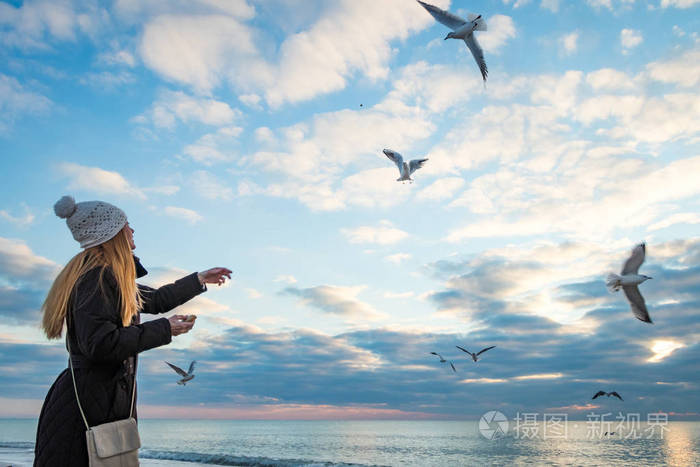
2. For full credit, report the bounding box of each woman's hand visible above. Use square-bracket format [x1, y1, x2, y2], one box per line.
[168, 315, 196, 336]
[197, 267, 232, 286]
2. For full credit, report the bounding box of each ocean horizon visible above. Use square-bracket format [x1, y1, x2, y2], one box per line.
[2, 418, 699, 466]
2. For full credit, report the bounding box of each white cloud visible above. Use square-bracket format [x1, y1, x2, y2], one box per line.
[620, 28, 643, 52]
[586, 68, 637, 91]
[182, 126, 243, 165]
[660, 0, 700, 7]
[136, 0, 437, 106]
[0, 74, 52, 132]
[139, 89, 240, 129]
[263, 0, 436, 106]
[190, 170, 234, 200]
[384, 253, 412, 264]
[647, 213, 700, 231]
[0, 237, 59, 281]
[163, 206, 203, 224]
[0, 204, 35, 228]
[447, 155, 700, 241]
[274, 275, 297, 284]
[98, 47, 136, 67]
[503, 0, 532, 7]
[341, 221, 409, 245]
[239, 93, 262, 110]
[79, 70, 136, 89]
[478, 15, 516, 54]
[245, 288, 262, 299]
[284, 284, 384, 321]
[586, 0, 613, 9]
[541, 0, 560, 12]
[560, 31, 579, 55]
[58, 162, 146, 199]
[417, 177, 465, 201]
[139, 13, 264, 92]
[646, 48, 700, 88]
[0, 0, 87, 49]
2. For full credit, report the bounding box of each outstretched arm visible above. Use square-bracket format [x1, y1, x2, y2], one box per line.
[138, 273, 206, 315]
[139, 267, 231, 315]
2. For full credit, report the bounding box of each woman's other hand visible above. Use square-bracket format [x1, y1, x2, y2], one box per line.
[168, 315, 196, 336]
[197, 267, 232, 286]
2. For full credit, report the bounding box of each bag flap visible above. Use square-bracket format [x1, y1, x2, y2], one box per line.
[89, 418, 141, 458]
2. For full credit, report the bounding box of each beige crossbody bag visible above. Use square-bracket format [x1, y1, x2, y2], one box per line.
[67, 339, 141, 467]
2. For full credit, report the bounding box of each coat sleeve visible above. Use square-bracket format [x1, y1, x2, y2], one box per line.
[72, 268, 172, 363]
[137, 272, 206, 315]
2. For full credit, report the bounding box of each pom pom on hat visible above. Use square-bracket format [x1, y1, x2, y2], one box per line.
[54, 195, 77, 219]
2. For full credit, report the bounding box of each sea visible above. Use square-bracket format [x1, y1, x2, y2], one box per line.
[1, 419, 699, 466]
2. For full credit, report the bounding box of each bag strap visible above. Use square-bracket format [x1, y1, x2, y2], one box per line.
[66, 333, 136, 430]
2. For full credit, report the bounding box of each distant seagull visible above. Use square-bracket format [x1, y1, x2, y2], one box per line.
[430, 352, 457, 372]
[165, 361, 196, 385]
[606, 243, 653, 323]
[592, 391, 623, 401]
[416, 0, 488, 83]
[456, 345, 495, 362]
[383, 148, 428, 183]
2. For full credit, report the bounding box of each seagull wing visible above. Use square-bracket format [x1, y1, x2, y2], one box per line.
[165, 361, 188, 377]
[450, 362, 456, 372]
[430, 352, 443, 360]
[592, 391, 606, 400]
[610, 391, 624, 401]
[456, 346, 473, 357]
[187, 361, 196, 375]
[476, 345, 496, 356]
[416, 0, 467, 30]
[621, 243, 646, 275]
[409, 158, 428, 175]
[383, 149, 404, 172]
[464, 35, 488, 82]
[622, 285, 652, 323]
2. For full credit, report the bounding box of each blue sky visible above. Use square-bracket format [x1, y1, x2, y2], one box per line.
[1, 0, 699, 420]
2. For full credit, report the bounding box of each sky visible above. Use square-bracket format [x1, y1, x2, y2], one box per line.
[0, 0, 699, 421]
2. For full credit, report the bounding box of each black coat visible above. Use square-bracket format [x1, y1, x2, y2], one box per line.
[34, 257, 205, 467]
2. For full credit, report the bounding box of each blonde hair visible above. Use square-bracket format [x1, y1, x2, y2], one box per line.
[42, 227, 142, 339]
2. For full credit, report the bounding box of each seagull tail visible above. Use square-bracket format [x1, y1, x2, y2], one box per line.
[606, 273, 621, 292]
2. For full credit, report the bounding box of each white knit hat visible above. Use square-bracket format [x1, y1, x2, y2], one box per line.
[54, 195, 128, 249]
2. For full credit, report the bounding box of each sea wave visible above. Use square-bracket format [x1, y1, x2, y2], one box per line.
[0, 441, 34, 450]
[139, 449, 388, 467]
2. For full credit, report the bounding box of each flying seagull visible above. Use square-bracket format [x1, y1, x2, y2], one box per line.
[416, 0, 488, 83]
[592, 391, 623, 401]
[456, 345, 495, 362]
[383, 148, 428, 183]
[605, 243, 653, 323]
[165, 361, 196, 385]
[430, 352, 456, 372]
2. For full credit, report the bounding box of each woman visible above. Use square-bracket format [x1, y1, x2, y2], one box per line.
[34, 196, 231, 466]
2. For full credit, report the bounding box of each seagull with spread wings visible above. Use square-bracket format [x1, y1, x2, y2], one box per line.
[416, 0, 488, 83]
[430, 352, 457, 372]
[165, 360, 196, 385]
[592, 391, 624, 401]
[456, 345, 496, 362]
[605, 243, 653, 323]
[383, 149, 428, 183]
